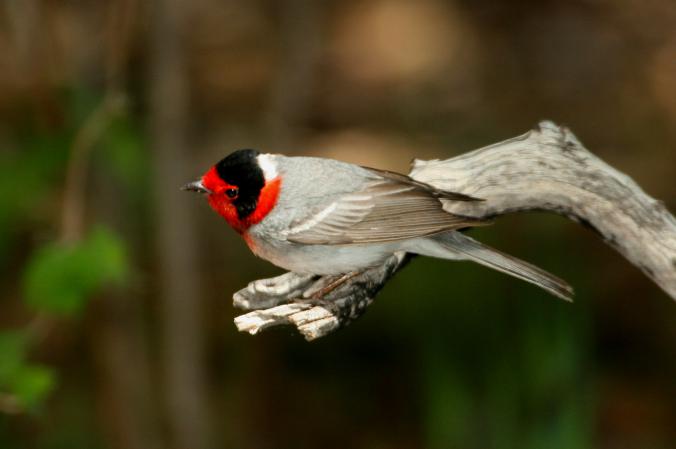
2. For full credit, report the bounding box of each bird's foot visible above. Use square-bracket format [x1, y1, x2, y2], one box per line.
[233, 252, 411, 340]
[303, 271, 363, 303]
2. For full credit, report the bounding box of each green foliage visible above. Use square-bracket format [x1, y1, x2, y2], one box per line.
[0, 332, 55, 412]
[101, 116, 148, 188]
[9, 364, 55, 412]
[0, 333, 27, 383]
[0, 87, 139, 422]
[0, 136, 69, 263]
[0, 88, 99, 269]
[23, 227, 128, 316]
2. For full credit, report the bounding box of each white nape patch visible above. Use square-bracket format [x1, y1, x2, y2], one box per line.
[257, 154, 278, 180]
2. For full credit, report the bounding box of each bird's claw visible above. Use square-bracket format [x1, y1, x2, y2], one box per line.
[232, 253, 411, 339]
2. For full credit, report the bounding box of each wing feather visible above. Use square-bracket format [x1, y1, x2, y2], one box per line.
[284, 170, 489, 245]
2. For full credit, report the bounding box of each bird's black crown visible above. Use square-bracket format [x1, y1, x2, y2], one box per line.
[215, 149, 265, 219]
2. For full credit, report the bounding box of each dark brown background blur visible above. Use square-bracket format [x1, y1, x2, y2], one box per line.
[0, 1, 675, 448]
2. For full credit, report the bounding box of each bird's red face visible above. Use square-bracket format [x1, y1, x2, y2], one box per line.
[183, 150, 281, 234]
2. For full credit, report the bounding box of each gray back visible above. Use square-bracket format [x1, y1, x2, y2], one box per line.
[253, 155, 375, 235]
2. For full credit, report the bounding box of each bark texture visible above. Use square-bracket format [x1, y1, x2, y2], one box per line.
[234, 121, 676, 340]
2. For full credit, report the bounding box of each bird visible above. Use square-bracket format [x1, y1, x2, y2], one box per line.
[182, 149, 573, 301]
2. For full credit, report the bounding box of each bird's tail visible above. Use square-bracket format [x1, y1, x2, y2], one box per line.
[416, 232, 574, 301]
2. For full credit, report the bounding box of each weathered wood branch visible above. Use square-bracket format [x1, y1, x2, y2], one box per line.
[233, 121, 676, 340]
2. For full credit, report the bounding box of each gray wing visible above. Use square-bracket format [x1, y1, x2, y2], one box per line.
[284, 169, 489, 245]
[362, 167, 483, 202]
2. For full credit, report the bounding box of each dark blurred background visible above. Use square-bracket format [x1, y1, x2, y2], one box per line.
[1, 1, 675, 448]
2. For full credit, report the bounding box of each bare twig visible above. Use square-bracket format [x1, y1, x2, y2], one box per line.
[234, 121, 676, 340]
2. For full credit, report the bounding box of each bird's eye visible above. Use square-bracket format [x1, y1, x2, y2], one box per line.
[225, 188, 239, 199]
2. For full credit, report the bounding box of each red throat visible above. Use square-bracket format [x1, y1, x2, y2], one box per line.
[206, 170, 282, 234]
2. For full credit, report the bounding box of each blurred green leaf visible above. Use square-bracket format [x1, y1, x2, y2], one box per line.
[23, 227, 128, 315]
[0, 331, 55, 413]
[23, 244, 94, 315]
[101, 116, 148, 187]
[0, 332, 28, 385]
[0, 88, 111, 269]
[0, 125, 71, 271]
[83, 227, 128, 285]
[9, 365, 56, 411]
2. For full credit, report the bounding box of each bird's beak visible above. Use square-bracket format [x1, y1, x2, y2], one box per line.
[181, 179, 212, 194]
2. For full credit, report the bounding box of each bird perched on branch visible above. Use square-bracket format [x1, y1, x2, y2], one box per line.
[183, 149, 573, 300]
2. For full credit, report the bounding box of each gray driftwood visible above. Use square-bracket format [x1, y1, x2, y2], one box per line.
[233, 121, 676, 340]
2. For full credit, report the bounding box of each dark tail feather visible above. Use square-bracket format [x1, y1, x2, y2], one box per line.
[434, 232, 574, 301]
